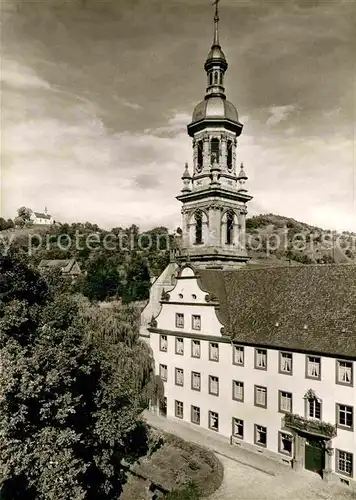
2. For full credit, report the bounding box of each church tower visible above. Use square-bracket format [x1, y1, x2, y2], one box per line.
[176, 1, 252, 270]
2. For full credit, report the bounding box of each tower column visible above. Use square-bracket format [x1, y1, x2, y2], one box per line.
[220, 135, 227, 169]
[208, 205, 221, 246]
[192, 139, 197, 173]
[181, 209, 190, 248]
[233, 139, 237, 173]
[238, 209, 247, 251]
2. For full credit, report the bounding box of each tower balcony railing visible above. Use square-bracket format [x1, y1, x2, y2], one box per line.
[283, 413, 337, 439]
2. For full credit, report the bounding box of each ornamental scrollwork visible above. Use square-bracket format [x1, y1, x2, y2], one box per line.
[149, 316, 157, 328]
[205, 293, 218, 303]
[209, 203, 223, 211]
[304, 388, 317, 400]
[161, 289, 170, 301]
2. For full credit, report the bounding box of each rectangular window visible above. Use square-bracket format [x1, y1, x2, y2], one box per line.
[336, 360, 353, 386]
[255, 348, 267, 370]
[159, 364, 167, 381]
[336, 449, 353, 477]
[175, 313, 184, 328]
[191, 371, 201, 391]
[192, 315, 201, 331]
[191, 405, 200, 425]
[307, 398, 322, 419]
[279, 391, 292, 413]
[306, 355, 321, 380]
[278, 432, 293, 456]
[279, 352, 293, 375]
[209, 411, 219, 431]
[175, 368, 184, 386]
[232, 380, 244, 402]
[232, 418, 244, 439]
[254, 385, 267, 408]
[175, 337, 184, 355]
[191, 340, 201, 358]
[233, 345, 244, 366]
[254, 424, 267, 447]
[337, 404, 353, 430]
[159, 335, 167, 352]
[209, 342, 219, 362]
[175, 400, 183, 419]
[209, 375, 219, 396]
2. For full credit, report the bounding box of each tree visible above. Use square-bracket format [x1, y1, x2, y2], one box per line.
[0, 254, 155, 499]
[123, 260, 151, 303]
[81, 254, 122, 301]
[6, 218, 14, 229]
[0, 218, 9, 231]
[14, 216, 25, 228]
[17, 206, 32, 221]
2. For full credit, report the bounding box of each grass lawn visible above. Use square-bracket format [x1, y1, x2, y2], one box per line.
[121, 429, 223, 499]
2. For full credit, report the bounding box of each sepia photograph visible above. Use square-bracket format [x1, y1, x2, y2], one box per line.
[0, 0, 355, 498]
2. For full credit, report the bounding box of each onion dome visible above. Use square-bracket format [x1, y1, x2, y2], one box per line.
[192, 97, 239, 123]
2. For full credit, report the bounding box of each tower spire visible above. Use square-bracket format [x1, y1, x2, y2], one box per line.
[213, 0, 220, 46]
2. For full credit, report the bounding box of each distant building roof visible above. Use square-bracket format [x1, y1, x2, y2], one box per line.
[33, 212, 51, 219]
[38, 259, 81, 275]
[188, 264, 356, 358]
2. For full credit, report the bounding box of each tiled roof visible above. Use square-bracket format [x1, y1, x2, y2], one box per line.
[38, 259, 80, 274]
[196, 265, 356, 358]
[33, 212, 51, 219]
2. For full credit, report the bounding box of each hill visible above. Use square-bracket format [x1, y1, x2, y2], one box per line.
[1, 215, 355, 302]
[245, 214, 356, 266]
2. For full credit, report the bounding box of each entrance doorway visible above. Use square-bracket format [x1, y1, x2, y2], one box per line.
[305, 437, 325, 475]
[159, 397, 167, 417]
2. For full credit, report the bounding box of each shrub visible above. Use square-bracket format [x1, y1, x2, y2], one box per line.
[165, 481, 200, 500]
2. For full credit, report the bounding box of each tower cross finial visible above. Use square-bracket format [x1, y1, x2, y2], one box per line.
[212, 0, 220, 45]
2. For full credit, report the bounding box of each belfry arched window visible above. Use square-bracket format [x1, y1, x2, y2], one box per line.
[195, 211, 203, 244]
[214, 71, 218, 84]
[210, 138, 219, 164]
[209, 72, 213, 85]
[226, 211, 234, 245]
[197, 141, 203, 169]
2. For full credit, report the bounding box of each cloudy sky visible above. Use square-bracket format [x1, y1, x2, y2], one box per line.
[1, 0, 355, 231]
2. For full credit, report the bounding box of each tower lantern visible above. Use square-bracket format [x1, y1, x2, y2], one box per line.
[176, 1, 253, 269]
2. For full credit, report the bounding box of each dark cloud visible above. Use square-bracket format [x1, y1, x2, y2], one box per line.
[2, 0, 355, 230]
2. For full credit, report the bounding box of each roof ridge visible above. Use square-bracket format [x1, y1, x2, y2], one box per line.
[240, 263, 356, 272]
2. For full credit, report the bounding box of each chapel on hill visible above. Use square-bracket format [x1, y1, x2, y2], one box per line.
[140, 3, 356, 488]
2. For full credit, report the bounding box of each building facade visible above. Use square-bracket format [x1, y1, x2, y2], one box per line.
[140, 4, 356, 489]
[38, 259, 82, 282]
[30, 208, 54, 226]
